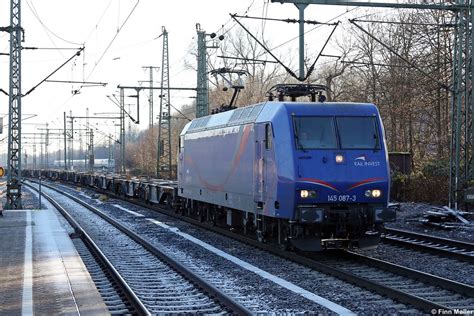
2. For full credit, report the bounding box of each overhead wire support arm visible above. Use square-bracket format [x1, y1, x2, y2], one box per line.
[304, 21, 340, 80]
[270, 0, 469, 11]
[351, 18, 456, 28]
[342, 60, 414, 68]
[230, 13, 299, 81]
[23, 46, 84, 97]
[231, 13, 338, 26]
[349, 19, 452, 92]
[44, 80, 107, 86]
[218, 55, 278, 64]
[106, 95, 136, 127]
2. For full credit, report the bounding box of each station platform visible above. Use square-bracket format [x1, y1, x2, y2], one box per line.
[0, 207, 108, 315]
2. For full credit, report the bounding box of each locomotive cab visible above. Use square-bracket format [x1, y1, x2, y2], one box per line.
[250, 99, 395, 251]
[287, 108, 395, 250]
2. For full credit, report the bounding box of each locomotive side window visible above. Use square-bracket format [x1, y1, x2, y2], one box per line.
[293, 117, 337, 150]
[179, 136, 184, 153]
[337, 116, 380, 149]
[265, 123, 273, 149]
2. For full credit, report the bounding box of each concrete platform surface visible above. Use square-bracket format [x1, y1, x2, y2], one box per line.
[0, 208, 109, 315]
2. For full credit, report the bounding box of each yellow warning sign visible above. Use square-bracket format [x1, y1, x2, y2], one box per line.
[0, 167, 5, 177]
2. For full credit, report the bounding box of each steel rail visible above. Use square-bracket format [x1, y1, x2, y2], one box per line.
[34, 177, 474, 314]
[111, 192, 453, 312]
[55, 182, 447, 312]
[33, 180, 252, 316]
[341, 250, 474, 297]
[382, 227, 474, 263]
[24, 182, 150, 316]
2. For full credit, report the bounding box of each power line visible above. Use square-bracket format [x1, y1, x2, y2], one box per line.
[25, 0, 83, 46]
[86, 0, 140, 80]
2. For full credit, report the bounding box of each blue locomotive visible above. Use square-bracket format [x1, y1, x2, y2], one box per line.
[26, 85, 395, 251]
[178, 89, 395, 250]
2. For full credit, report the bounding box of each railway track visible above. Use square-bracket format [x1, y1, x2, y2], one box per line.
[382, 227, 474, 263]
[129, 196, 474, 313]
[26, 181, 251, 315]
[32, 179, 474, 313]
[26, 183, 146, 315]
[317, 250, 474, 311]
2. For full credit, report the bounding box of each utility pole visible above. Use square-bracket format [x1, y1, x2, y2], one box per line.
[45, 123, 49, 168]
[195, 24, 222, 118]
[66, 113, 119, 172]
[296, 3, 307, 79]
[142, 66, 160, 128]
[196, 24, 209, 118]
[157, 26, 172, 179]
[86, 108, 89, 170]
[88, 128, 94, 172]
[128, 104, 132, 141]
[108, 136, 113, 173]
[120, 89, 126, 174]
[63, 112, 67, 170]
[117, 82, 195, 178]
[2, 0, 23, 209]
[33, 135, 36, 170]
[69, 110, 73, 170]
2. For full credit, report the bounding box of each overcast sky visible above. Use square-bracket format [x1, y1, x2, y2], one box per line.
[0, 0, 373, 154]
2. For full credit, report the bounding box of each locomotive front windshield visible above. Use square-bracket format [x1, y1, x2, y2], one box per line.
[293, 117, 337, 150]
[293, 116, 380, 150]
[337, 117, 380, 149]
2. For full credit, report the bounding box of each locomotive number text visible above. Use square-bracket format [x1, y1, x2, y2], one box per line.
[327, 195, 357, 202]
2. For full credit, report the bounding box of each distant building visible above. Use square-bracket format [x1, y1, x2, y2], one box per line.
[52, 159, 115, 172]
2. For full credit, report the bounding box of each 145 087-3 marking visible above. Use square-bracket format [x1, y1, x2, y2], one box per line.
[328, 195, 357, 202]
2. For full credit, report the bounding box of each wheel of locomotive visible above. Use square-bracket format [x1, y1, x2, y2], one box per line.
[278, 222, 292, 251]
[197, 204, 205, 222]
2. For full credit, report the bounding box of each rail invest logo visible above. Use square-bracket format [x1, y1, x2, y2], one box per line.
[354, 155, 380, 167]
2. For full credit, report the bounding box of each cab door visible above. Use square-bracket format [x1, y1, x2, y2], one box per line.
[254, 124, 265, 203]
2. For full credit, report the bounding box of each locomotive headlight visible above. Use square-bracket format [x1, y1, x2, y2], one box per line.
[300, 190, 317, 198]
[365, 189, 382, 198]
[371, 189, 382, 198]
[335, 155, 344, 164]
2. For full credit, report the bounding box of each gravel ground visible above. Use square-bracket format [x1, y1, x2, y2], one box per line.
[51, 183, 420, 315]
[387, 202, 474, 242]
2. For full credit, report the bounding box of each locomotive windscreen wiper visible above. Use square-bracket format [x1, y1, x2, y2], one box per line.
[373, 133, 380, 152]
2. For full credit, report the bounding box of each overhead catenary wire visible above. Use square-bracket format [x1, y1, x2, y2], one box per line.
[26, 0, 83, 46]
[85, 0, 140, 81]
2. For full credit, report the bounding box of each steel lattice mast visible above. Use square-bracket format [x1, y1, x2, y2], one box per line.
[5, 0, 23, 209]
[449, 0, 474, 208]
[120, 89, 126, 174]
[156, 27, 172, 179]
[142, 66, 160, 128]
[196, 24, 209, 118]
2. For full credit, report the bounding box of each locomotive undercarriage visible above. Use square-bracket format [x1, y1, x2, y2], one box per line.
[183, 199, 384, 251]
